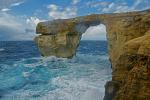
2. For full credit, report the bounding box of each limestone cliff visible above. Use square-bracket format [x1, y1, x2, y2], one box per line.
[35, 9, 150, 100]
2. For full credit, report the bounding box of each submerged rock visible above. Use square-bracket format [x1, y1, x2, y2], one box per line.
[104, 81, 120, 100]
[35, 9, 150, 99]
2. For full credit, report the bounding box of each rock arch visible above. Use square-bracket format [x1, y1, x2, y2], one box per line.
[35, 14, 107, 58]
[35, 9, 150, 99]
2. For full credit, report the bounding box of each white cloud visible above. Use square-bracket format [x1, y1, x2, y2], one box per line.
[47, 4, 77, 19]
[0, 0, 24, 10]
[101, 0, 150, 13]
[130, 0, 150, 10]
[1, 8, 11, 12]
[10, 1, 24, 7]
[87, 1, 110, 8]
[82, 24, 107, 40]
[72, 0, 80, 5]
[47, 4, 58, 11]
[26, 17, 44, 26]
[0, 0, 24, 13]
[0, 12, 38, 40]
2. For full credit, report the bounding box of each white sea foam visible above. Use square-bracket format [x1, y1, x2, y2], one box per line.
[22, 72, 30, 77]
[42, 61, 111, 100]
[1, 53, 111, 100]
[0, 48, 5, 51]
[42, 71, 109, 100]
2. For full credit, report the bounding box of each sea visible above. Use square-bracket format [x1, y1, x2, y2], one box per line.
[0, 41, 112, 100]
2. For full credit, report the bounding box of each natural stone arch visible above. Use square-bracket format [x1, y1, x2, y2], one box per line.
[35, 14, 106, 58]
[35, 9, 150, 100]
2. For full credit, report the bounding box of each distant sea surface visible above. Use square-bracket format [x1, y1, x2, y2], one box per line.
[0, 41, 111, 100]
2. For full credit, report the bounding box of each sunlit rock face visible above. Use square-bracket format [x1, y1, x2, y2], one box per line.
[34, 33, 81, 58]
[113, 54, 150, 100]
[35, 9, 150, 100]
[35, 14, 105, 58]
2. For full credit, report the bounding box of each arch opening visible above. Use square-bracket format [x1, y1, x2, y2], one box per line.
[81, 24, 107, 41]
[75, 24, 112, 99]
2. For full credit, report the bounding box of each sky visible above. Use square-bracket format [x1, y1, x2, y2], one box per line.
[0, 0, 150, 41]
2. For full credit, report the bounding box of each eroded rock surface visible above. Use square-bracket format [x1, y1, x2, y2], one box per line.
[35, 9, 150, 100]
[113, 54, 150, 100]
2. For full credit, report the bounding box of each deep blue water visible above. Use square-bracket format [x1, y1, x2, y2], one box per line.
[0, 41, 111, 100]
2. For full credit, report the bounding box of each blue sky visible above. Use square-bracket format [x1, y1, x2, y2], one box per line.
[0, 0, 150, 41]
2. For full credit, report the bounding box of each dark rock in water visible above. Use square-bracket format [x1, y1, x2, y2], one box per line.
[103, 81, 120, 100]
[0, 89, 11, 98]
[0, 89, 4, 98]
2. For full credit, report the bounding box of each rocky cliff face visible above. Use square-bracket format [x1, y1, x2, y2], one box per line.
[35, 9, 150, 100]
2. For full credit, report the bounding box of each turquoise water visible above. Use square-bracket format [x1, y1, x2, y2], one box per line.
[0, 41, 111, 100]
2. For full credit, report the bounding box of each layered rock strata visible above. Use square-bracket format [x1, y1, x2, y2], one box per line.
[35, 9, 150, 100]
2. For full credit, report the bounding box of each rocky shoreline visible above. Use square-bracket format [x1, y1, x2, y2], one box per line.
[35, 9, 150, 100]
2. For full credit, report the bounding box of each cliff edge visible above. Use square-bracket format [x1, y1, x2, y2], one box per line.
[35, 9, 150, 100]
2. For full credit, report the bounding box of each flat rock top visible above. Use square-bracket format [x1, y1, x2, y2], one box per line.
[36, 9, 150, 35]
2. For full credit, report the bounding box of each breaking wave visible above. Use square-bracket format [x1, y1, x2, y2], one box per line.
[0, 54, 111, 100]
[0, 48, 5, 52]
[0, 41, 111, 100]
